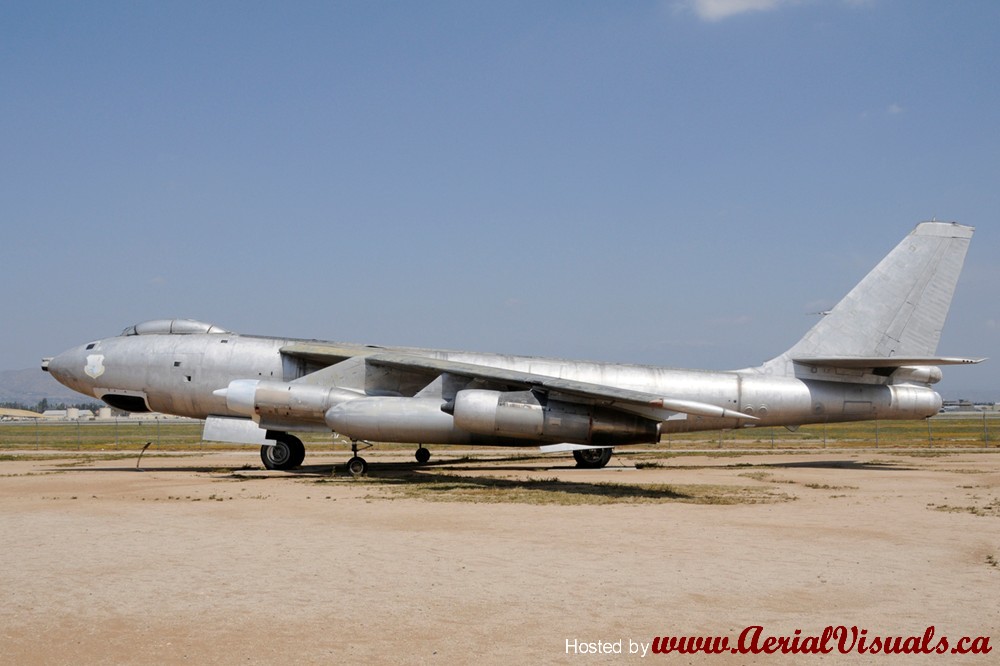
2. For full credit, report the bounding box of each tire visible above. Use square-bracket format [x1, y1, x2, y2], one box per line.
[415, 447, 431, 464]
[572, 447, 612, 469]
[260, 434, 305, 470]
[346, 456, 368, 476]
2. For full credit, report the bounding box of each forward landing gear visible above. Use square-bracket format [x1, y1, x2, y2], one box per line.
[573, 447, 613, 469]
[415, 446, 431, 464]
[260, 434, 305, 471]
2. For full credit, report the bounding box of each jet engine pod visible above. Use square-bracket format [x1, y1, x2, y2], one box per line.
[891, 365, 943, 385]
[888, 384, 943, 418]
[451, 389, 660, 445]
[217, 379, 361, 423]
[325, 397, 471, 443]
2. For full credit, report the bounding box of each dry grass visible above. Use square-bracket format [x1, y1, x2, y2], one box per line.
[932, 498, 1000, 518]
[1, 415, 996, 452]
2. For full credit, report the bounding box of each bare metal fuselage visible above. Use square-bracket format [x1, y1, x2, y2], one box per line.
[47, 330, 941, 440]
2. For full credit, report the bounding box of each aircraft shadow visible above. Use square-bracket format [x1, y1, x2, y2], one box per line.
[757, 460, 918, 472]
[46, 463, 703, 502]
[628, 459, 918, 473]
[321, 469, 700, 502]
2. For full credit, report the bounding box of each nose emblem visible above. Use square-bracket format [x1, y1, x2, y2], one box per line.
[85, 354, 106, 379]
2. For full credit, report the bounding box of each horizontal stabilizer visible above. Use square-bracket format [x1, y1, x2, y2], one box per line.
[793, 356, 985, 368]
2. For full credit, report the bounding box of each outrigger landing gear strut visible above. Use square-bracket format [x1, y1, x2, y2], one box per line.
[346, 439, 371, 476]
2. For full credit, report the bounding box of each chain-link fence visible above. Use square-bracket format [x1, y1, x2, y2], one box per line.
[1, 413, 996, 452]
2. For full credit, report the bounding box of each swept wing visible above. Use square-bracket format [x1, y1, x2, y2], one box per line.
[366, 352, 756, 422]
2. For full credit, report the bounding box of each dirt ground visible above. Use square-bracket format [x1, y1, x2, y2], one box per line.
[1, 447, 998, 665]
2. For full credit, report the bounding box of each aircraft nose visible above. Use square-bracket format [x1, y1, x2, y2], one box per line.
[44, 348, 73, 384]
[44, 346, 95, 397]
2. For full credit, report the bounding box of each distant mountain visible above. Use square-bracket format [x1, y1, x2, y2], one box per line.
[0, 368, 87, 405]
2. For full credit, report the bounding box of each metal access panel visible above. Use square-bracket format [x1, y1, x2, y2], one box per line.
[203, 416, 270, 445]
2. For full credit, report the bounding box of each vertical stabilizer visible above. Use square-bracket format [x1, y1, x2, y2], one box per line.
[760, 221, 973, 374]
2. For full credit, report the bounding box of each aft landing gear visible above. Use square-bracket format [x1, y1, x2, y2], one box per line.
[573, 447, 613, 469]
[260, 434, 305, 471]
[415, 446, 431, 464]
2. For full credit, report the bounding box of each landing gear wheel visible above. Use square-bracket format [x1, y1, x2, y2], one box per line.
[415, 446, 431, 464]
[346, 456, 368, 477]
[260, 434, 305, 471]
[573, 447, 613, 469]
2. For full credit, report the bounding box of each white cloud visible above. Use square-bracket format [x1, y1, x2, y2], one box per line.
[682, 0, 879, 21]
[887, 102, 904, 115]
[687, 0, 800, 21]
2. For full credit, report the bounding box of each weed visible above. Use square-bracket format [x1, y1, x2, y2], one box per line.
[803, 483, 859, 490]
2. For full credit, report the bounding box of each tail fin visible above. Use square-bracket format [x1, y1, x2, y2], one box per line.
[761, 221, 976, 375]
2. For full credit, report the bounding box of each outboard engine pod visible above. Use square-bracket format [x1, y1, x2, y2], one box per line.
[891, 365, 944, 385]
[452, 389, 659, 445]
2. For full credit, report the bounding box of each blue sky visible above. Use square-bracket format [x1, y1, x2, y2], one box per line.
[2, 0, 997, 398]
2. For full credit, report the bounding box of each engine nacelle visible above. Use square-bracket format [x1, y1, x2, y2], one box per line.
[325, 397, 470, 443]
[218, 379, 362, 424]
[891, 365, 943, 385]
[449, 389, 660, 446]
[889, 385, 942, 418]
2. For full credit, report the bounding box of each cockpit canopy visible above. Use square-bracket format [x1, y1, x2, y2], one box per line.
[120, 319, 231, 336]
